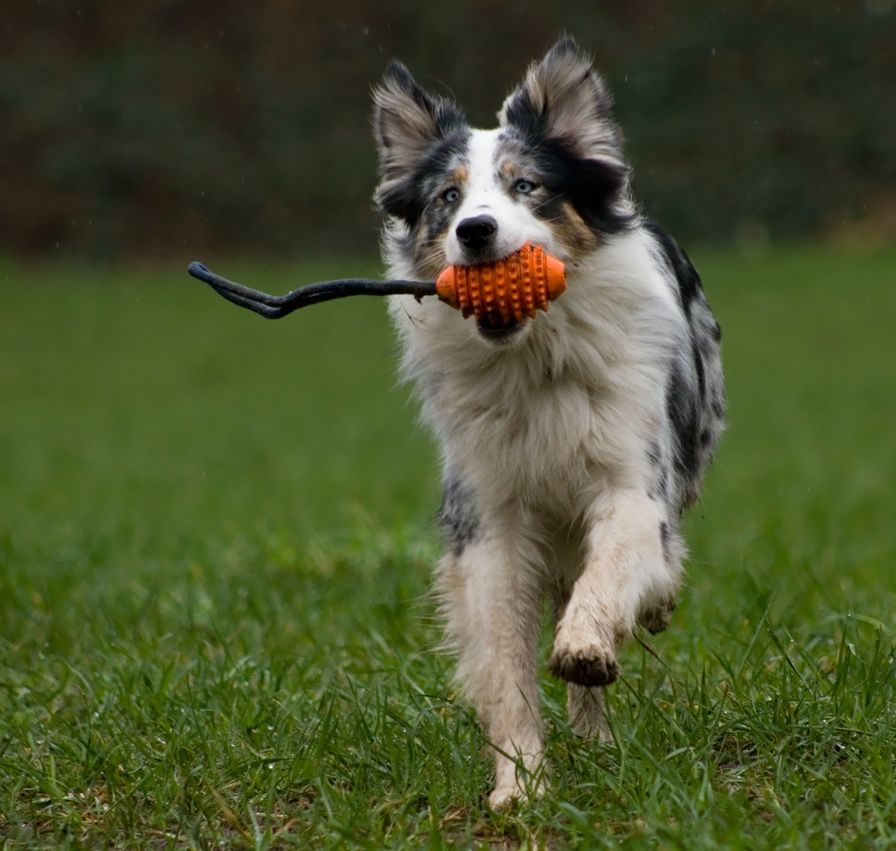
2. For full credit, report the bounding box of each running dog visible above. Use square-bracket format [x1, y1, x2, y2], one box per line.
[372, 36, 725, 807]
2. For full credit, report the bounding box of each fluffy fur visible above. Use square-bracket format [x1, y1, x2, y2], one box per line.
[372, 37, 725, 807]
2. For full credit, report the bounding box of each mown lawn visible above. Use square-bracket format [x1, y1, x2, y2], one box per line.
[1, 246, 894, 848]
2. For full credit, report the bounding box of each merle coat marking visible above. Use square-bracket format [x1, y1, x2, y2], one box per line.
[372, 37, 725, 807]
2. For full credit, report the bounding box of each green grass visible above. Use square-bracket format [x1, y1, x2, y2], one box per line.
[1, 245, 895, 848]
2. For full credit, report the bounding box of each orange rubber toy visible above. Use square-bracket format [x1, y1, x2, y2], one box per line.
[436, 243, 566, 324]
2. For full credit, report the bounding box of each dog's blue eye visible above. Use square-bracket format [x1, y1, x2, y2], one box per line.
[514, 179, 536, 195]
[442, 188, 460, 203]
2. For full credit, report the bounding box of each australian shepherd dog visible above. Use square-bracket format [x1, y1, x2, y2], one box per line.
[371, 36, 725, 807]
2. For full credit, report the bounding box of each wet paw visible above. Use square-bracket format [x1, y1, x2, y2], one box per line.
[549, 641, 619, 686]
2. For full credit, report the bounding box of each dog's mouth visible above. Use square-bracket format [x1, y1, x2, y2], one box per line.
[476, 315, 525, 343]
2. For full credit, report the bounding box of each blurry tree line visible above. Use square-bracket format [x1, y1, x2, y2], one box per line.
[3, 0, 893, 260]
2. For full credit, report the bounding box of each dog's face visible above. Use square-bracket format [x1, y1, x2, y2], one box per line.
[372, 38, 634, 345]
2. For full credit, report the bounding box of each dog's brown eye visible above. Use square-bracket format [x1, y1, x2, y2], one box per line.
[442, 187, 460, 203]
[514, 179, 536, 195]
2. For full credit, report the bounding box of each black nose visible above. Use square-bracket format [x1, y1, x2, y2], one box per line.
[455, 215, 498, 250]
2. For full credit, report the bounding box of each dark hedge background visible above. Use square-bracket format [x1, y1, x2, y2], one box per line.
[3, 0, 894, 260]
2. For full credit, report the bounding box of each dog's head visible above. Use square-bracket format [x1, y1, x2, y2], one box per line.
[372, 37, 634, 345]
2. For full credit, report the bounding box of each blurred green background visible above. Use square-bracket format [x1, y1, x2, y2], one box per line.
[3, 0, 894, 261]
[2, 5, 896, 846]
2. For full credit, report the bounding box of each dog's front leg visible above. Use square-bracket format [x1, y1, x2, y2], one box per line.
[550, 490, 678, 687]
[438, 533, 545, 808]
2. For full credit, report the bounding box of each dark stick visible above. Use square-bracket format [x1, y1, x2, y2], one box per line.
[188, 261, 437, 319]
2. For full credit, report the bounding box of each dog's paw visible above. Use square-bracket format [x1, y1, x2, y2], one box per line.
[549, 639, 619, 687]
[488, 784, 520, 810]
[487, 773, 546, 810]
[637, 597, 676, 635]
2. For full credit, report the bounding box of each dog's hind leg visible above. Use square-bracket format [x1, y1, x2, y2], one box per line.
[549, 490, 680, 687]
[436, 532, 546, 809]
[567, 683, 611, 741]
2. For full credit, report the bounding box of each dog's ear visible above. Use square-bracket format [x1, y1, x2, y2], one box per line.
[372, 61, 466, 221]
[499, 37, 624, 166]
